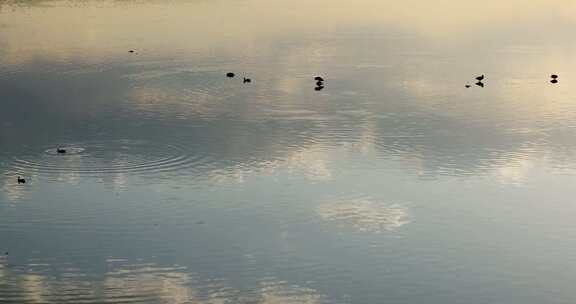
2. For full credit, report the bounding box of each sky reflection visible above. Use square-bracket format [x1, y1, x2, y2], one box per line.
[4, 0, 576, 303]
[0, 257, 329, 303]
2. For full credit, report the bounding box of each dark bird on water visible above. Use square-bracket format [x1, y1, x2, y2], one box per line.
[226, 72, 235, 78]
[465, 84, 471, 88]
[243, 77, 251, 83]
[314, 76, 324, 81]
[129, 50, 135, 53]
[475, 75, 484, 81]
[17, 176, 26, 184]
[316, 81, 324, 86]
[315, 86, 324, 91]
[57, 148, 66, 154]
[551, 74, 558, 79]
[551, 79, 558, 84]
[475, 81, 484, 88]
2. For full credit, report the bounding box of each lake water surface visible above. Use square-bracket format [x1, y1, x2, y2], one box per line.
[2, 1, 576, 303]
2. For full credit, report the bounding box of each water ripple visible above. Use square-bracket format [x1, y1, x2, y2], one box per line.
[9, 140, 210, 178]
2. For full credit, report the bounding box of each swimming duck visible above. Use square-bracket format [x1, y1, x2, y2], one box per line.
[465, 84, 471, 88]
[551, 79, 558, 84]
[57, 148, 66, 154]
[316, 81, 324, 86]
[17, 176, 26, 184]
[243, 77, 251, 83]
[475, 81, 484, 88]
[226, 72, 235, 78]
[551, 74, 558, 79]
[475, 75, 484, 81]
[314, 76, 324, 82]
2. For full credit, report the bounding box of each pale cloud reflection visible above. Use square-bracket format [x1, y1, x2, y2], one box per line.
[210, 145, 332, 184]
[0, 259, 328, 304]
[318, 199, 410, 233]
[494, 158, 535, 186]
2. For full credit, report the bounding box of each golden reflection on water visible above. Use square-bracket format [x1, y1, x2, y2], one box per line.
[1, 0, 576, 65]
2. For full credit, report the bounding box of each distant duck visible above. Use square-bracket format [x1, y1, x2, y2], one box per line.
[314, 76, 324, 82]
[551, 74, 558, 79]
[465, 84, 471, 88]
[551, 79, 558, 84]
[243, 77, 251, 83]
[226, 72, 235, 78]
[475, 75, 485, 81]
[315, 86, 324, 91]
[475, 81, 484, 88]
[17, 176, 26, 184]
[128, 50, 135, 53]
[316, 81, 324, 86]
[57, 148, 67, 154]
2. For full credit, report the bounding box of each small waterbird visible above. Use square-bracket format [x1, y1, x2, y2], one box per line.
[17, 176, 26, 184]
[475, 75, 484, 81]
[243, 77, 251, 83]
[226, 72, 235, 78]
[57, 148, 67, 154]
[314, 76, 324, 81]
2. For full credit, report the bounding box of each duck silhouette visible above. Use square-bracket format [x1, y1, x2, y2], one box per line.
[243, 77, 251, 83]
[475, 81, 484, 88]
[17, 176, 26, 184]
[551, 74, 558, 79]
[475, 75, 484, 81]
[315, 86, 325, 91]
[314, 76, 324, 82]
[226, 72, 235, 78]
[465, 84, 471, 88]
[316, 81, 324, 86]
[57, 148, 67, 154]
[551, 79, 558, 84]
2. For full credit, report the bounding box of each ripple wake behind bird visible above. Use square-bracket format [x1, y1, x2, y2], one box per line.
[10, 140, 210, 178]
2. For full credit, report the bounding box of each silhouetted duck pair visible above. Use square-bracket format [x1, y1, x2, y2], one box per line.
[226, 72, 251, 83]
[314, 76, 325, 91]
[465, 75, 484, 88]
[551, 74, 559, 84]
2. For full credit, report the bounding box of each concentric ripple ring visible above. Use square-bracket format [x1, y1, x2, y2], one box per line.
[11, 139, 209, 177]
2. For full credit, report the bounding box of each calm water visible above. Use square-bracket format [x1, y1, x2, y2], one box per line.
[2, 1, 576, 303]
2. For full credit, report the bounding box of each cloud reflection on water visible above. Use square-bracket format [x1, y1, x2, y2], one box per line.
[318, 199, 410, 233]
[0, 258, 327, 304]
